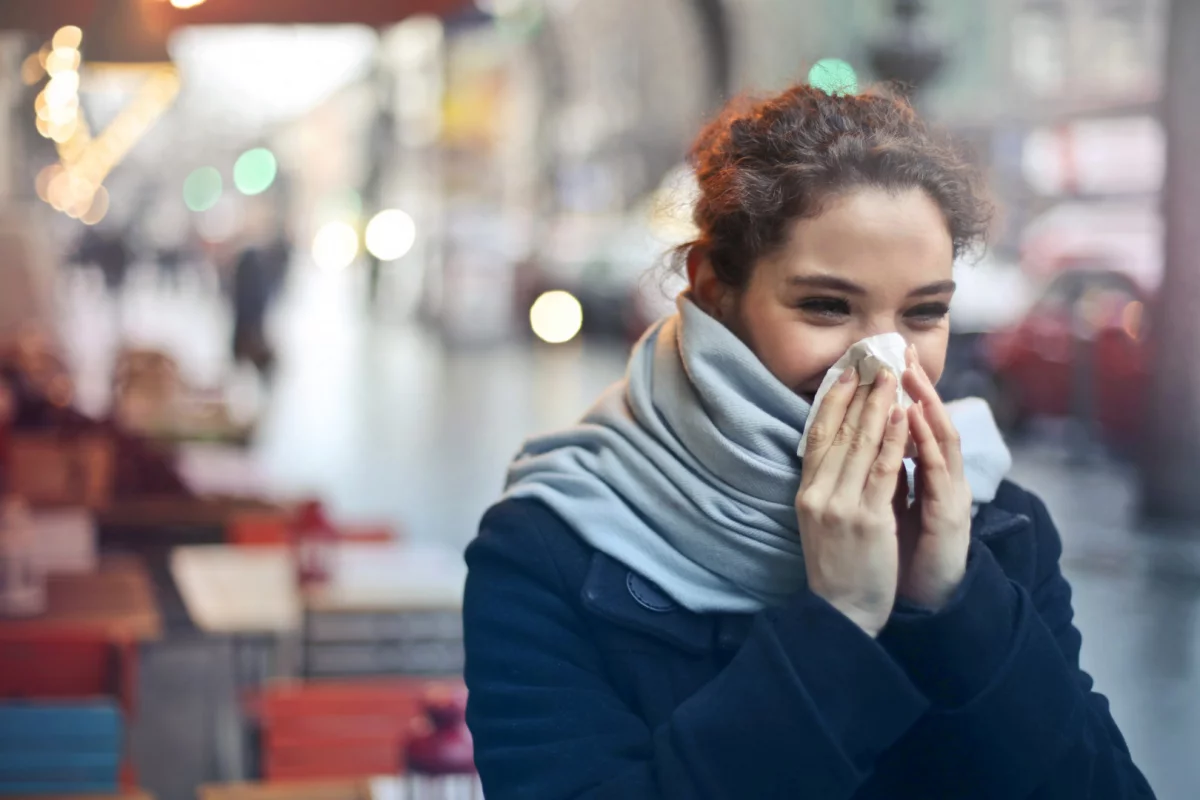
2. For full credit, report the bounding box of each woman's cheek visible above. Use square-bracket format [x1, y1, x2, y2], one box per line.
[791, 327, 856, 382]
[912, 331, 949, 386]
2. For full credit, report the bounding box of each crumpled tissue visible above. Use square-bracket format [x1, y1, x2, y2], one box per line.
[797, 333, 913, 456]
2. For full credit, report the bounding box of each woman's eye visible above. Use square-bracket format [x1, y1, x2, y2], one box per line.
[905, 303, 951, 324]
[797, 297, 851, 319]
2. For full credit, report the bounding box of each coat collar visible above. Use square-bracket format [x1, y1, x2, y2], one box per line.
[972, 501, 1031, 542]
[580, 552, 715, 654]
[579, 502, 1032, 655]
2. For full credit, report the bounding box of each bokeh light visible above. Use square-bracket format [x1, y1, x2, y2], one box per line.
[170, 0, 209, 8]
[530, 291, 584, 344]
[233, 148, 278, 196]
[183, 167, 223, 212]
[52, 26, 83, 51]
[364, 209, 417, 262]
[34, 166, 59, 203]
[21, 53, 45, 85]
[312, 222, 360, 272]
[81, 187, 110, 226]
[808, 58, 858, 96]
[49, 118, 78, 144]
[1122, 301, 1144, 340]
[45, 48, 81, 77]
[45, 72, 80, 106]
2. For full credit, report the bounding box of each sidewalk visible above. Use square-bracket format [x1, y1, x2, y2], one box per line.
[1009, 435, 1200, 579]
[1009, 437, 1200, 800]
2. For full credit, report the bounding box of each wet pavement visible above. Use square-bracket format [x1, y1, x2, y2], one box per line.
[65, 263, 1200, 798]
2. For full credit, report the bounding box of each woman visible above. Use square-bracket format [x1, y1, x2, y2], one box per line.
[463, 84, 1155, 799]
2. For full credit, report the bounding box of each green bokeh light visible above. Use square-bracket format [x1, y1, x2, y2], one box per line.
[233, 148, 278, 196]
[183, 167, 223, 212]
[808, 58, 859, 96]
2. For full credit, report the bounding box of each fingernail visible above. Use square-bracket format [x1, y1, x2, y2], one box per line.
[875, 367, 893, 386]
[889, 405, 904, 425]
[839, 367, 857, 384]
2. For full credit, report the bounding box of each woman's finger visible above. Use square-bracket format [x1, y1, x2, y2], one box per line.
[863, 403, 909, 508]
[807, 379, 871, 493]
[801, 367, 858, 480]
[835, 369, 898, 499]
[902, 347, 964, 475]
[908, 401, 955, 502]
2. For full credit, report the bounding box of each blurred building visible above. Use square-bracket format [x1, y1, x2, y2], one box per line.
[0, 0, 1172, 347]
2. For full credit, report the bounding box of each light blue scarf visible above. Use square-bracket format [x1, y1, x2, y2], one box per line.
[504, 294, 1010, 614]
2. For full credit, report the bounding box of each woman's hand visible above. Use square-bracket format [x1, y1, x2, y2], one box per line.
[796, 366, 910, 638]
[895, 345, 974, 611]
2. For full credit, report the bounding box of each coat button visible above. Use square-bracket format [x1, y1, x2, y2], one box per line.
[626, 572, 676, 612]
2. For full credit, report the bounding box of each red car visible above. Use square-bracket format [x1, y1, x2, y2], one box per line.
[981, 268, 1150, 444]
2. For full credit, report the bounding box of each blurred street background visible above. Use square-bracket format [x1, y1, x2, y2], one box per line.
[0, 0, 1197, 798]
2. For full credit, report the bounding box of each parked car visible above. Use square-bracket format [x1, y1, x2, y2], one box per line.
[980, 266, 1150, 444]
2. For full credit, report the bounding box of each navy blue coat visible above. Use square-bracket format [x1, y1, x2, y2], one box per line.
[463, 480, 1155, 799]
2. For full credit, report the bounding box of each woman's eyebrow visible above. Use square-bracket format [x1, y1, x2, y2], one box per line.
[784, 275, 957, 298]
[908, 280, 957, 298]
[785, 275, 866, 294]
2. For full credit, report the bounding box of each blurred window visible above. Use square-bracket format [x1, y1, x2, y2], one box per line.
[1013, 0, 1068, 96]
[1092, 0, 1152, 94]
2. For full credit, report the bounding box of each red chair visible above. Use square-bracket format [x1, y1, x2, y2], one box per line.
[253, 679, 453, 781]
[0, 636, 117, 700]
[0, 633, 137, 788]
[0, 633, 136, 717]
[228, 512, 400, 547]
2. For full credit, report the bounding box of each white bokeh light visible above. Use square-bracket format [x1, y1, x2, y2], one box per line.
[530, 291, 584, 344]
[365, 209, 417, 262]
[312, 221, 360, 271]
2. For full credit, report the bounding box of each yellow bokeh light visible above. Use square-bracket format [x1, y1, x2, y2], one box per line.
[45, 72, 80, 106]
[50, 119, 79, 144]
[47, 169, 94, 214]
[47, 170, 73, 210]
[48, 101, 79, 126]
[46, 47, 82, 77]
[364, 209, 417, 262]
[81, 187, 110, 226]
[530, 291, 584, 344]
[170, 0, 209, 8]
[1122, 301, 1143, 340]
[66, 180, 97, 218]
[21, 53, 45, 86]
[35, 166, 61, 203]
[312, 222, 360, 272]
[52, 26, 83, 51]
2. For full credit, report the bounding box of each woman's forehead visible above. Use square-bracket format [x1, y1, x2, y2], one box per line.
[764, 188, 955, 289]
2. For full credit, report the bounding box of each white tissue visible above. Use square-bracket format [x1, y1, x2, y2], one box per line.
[797, 333, 913, 456]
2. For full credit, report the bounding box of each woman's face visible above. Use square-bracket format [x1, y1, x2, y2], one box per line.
[696, 187, 956, 403]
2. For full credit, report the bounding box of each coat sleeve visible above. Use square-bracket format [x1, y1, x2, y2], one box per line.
[876, 493, 1157, 799]
[463, 501, 930, 800]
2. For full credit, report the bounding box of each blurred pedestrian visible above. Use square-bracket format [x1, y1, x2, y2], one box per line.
[230, 236, 287, 381]
[463, 84, 1155, 798]
[84, 227, 132, 296]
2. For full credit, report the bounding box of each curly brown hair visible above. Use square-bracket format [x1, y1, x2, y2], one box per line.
[679, 83, 993, 288]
